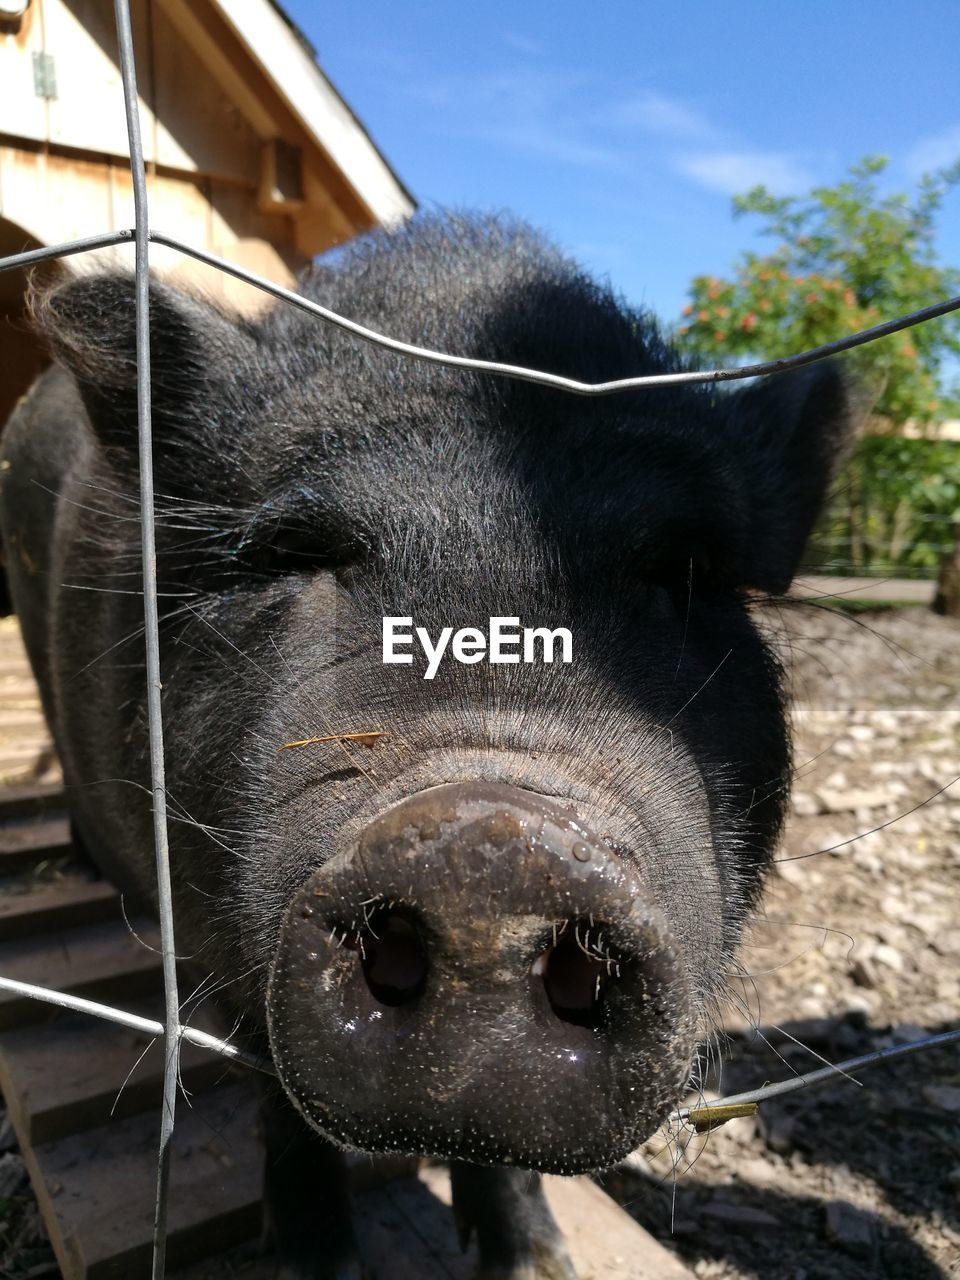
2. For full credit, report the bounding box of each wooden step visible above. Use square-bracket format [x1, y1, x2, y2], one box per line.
[0, 999, 234, 1145]
[0, 916, 162, 1029]
[0, 815, 72, 874]
[0, 781, 65, 822]
[27, 1083, 262, 1280]
[0, 878, 119, 941]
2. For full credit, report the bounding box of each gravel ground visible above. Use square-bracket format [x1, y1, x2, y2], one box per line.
[1, 604, 958, 1278]
[612, 602, 960, 1279]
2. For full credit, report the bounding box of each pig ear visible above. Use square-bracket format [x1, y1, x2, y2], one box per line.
[727, 362, 855, 594]
[31, 273, 255, 462]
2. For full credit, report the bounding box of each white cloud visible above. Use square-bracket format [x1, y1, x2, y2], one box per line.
[675, 150, 816, 196]
[606, 90, 722, 142]
[905, 124, 960, 178]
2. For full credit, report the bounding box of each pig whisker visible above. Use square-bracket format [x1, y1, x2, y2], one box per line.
[739, 918, 856, 971]
[673, 557, 694, 682]
[60, 582, 197, 598]
[723, 978, 860, 1086]
[70, 595, 203, 678]
[663, 648, 733, 729]
[763, 594, 928, 675]
[110, 1036, 159, 1117]
[30, 478, 144, 523]
[779, 770, 960, 863]
[118, 892, 199, 961]
[179, 960, 270, 1023]
[361, 903, 381, 940]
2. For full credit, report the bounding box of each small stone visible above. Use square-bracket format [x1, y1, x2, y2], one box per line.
[852, 849, 883, 875]
[824, 1200, 876, 1256]
[850, 956, 878, 989]
[899, 910, 941, 939]
[922, 1085, 960, 1113]
[815, 787, 891, 814]
[758, 1109, 796, 1155]
[790, 790, 820, 817]
[872, 943, 903, 972]
[824, 769, 849, 790]
[844, 993, 875, 1018]
[776, 859, 808, 887]
[701, 1201, 781, 1230]
[880, 894, 908, 920]
[736, 1156, 780, 1187]
[932, 929, 960, 957]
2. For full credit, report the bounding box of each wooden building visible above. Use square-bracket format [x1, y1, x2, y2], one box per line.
[0, 0, 415, 426]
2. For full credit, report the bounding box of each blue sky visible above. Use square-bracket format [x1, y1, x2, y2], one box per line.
[286, 0, 960, 325]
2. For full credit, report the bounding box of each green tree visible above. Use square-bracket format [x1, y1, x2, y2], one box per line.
[677, 156, 960, 595]
[679, 155, 960, 423]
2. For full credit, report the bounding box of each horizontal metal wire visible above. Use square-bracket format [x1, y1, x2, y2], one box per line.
[0, 975, 272, 1074]
[1, 227, 959, 396]
[670, 1025, 960, 1127]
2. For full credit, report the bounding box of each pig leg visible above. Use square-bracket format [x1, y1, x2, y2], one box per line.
[260, 1091, 360, 1280]
[451, 1163, 577, 1279]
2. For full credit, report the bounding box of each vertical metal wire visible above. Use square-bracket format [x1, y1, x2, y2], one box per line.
[111, 3, 181, 1275]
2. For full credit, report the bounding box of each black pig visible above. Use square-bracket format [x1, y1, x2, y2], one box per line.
[0, 216, 851, 1278]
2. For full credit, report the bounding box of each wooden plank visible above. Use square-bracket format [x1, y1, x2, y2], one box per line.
[27, 1083, 262, 1280]
[0, 1000, 233, 1145]
[0, 782, 65, 822]
[0, 879, 119, 941]
[0, 917, 162, 1029]
[542, 1175, 695, 1279]
[353, 1165, 696, 1279]
[0, 815, 72, 874]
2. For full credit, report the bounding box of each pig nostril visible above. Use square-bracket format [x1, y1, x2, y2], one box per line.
[534, 918, 620, 1031]
[338, 903, 429, 1007]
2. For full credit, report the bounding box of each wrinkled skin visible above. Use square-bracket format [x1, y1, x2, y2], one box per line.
[0, 216, 851, 1278]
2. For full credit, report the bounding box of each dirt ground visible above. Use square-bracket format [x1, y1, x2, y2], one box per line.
[612, 601, 960, 1279]
[1, 602, 958, 1279]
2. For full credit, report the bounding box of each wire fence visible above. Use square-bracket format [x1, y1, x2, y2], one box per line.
[1, 2, 959, 1274]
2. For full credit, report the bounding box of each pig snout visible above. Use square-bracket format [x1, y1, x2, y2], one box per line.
[266, 781, 697, 1173]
